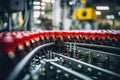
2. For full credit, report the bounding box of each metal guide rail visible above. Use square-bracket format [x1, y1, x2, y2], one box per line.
[65, 42, 120, 54]
[50, 53, 120, 80]
[65, 42, 120, 74]
[7, 42, 120, 80]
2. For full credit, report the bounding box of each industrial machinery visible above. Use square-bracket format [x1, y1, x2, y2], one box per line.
[0, 30, 120, 80]
[74, 8, 97, 21]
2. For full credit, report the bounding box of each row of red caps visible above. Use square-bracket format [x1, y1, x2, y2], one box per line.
[0, 30, 120, 58]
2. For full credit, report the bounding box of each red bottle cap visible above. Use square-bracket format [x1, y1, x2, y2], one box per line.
[35, 31, 40, 41]
[74, 31, 80, 37]
[21, 32, 30, 45]
[13, 32, 24, 48]
[89, 31, 96, 39]
[49, 31, 55, 37]
[39, 31, 45, 40]
[29, 31, 35, 42]
[56, 31, 63, 38]
[82, 31, 89, 39]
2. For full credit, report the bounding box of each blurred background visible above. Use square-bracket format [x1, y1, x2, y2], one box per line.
[0, 0, 120, 31]
[0, 1, 120, 80]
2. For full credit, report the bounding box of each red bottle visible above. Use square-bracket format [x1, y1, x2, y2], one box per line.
[74, 31, 80, 43]
[44, 31, 50, 43]
[35, 31, 41, 46]
[29, 31, 37, 49]
[82, 31, 89, 43]
[12, 32, 26, 61]
[39, 31, 46, 44]
[63, 31, 72, 42]
[54, 31, 64, 53]
[21, 32, 32, 53]
[109, 31, 119, 47]
[0, 32, 16, 79]
[79, 31, 84, 43]
[49, 31, 56, 42]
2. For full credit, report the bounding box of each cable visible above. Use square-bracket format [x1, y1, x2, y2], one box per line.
[21, 0, 30, 30]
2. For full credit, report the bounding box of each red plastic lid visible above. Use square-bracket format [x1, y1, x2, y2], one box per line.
[89, 31, 96, 39]
[96, 30, 105, 39]
[1, 32, 16, 54]
[35, 31, 40, 41]
[74, 31, 80, 37]
[44, 31, 50, 37]
[21, 32, 30, 43]
[70, 31, 75, 38]
[29, 31, 36, 41]
[110, 32, 119, 40]
[49, 31, 56, 36]
[82, 31, 89, 39]
[13, 32, 24, 46]
[39, 31, 45, 39]
[56, 31, 63, 37]
[63, 31, 71, 37]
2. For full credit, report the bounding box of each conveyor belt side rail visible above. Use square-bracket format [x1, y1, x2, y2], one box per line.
[52, 53, 120, 80]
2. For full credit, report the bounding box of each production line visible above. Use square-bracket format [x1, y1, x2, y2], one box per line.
[0, 30, 120, 80]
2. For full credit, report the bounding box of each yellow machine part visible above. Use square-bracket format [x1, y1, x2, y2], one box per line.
[74, 8, 97, 21]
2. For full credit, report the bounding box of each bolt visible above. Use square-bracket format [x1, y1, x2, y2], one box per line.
[98, 72, 102, 76]
[97, 54, 100, 57]
[78, 50, 81, 53]
[42, 68, 45, 71]
[105, 57, 108, 60]
[57, 70, 61, 73]
[60, 57, 64, 62]
[64, 73, 69, 78]
[78, 65, 82, 68]
[50, 66, 53, 70]
[88, 68, 92, 72]
[69, 62, 71, 64]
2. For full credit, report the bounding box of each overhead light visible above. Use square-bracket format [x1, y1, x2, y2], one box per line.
[42, 0, 51, 3]
[96, 11, 101, 15]
[33, 11, 40, 18]
[34, 14, 40, 18]
[33, 11, 45, 17]
[51, 0, 55, 3]
[33, 1, 40, 5]
[34, 11, 40, 14]
[41, 11, 45, 15]
[106, 15, 114, 19]
[41, 6, 45, 10]
[118, 12, 120, 16]
[33, 6, 41, 10]
[96, 6, 109, 10]
[42, 0, 55, 3]
[41, 2, 45, 6]
[69, 1, 75, 5]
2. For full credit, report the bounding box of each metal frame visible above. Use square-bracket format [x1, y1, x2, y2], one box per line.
[7, 42, 120, 80]
[65, 42, 120, 54]
[66, 42, 120, 73]
[48, 61, 93, 80]
[52, 53, 120, 80]
[7, 43, 54, 80]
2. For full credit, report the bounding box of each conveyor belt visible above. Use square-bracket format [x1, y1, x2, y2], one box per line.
[7, 42, 120, 80]
[0, 30, 120, 80]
